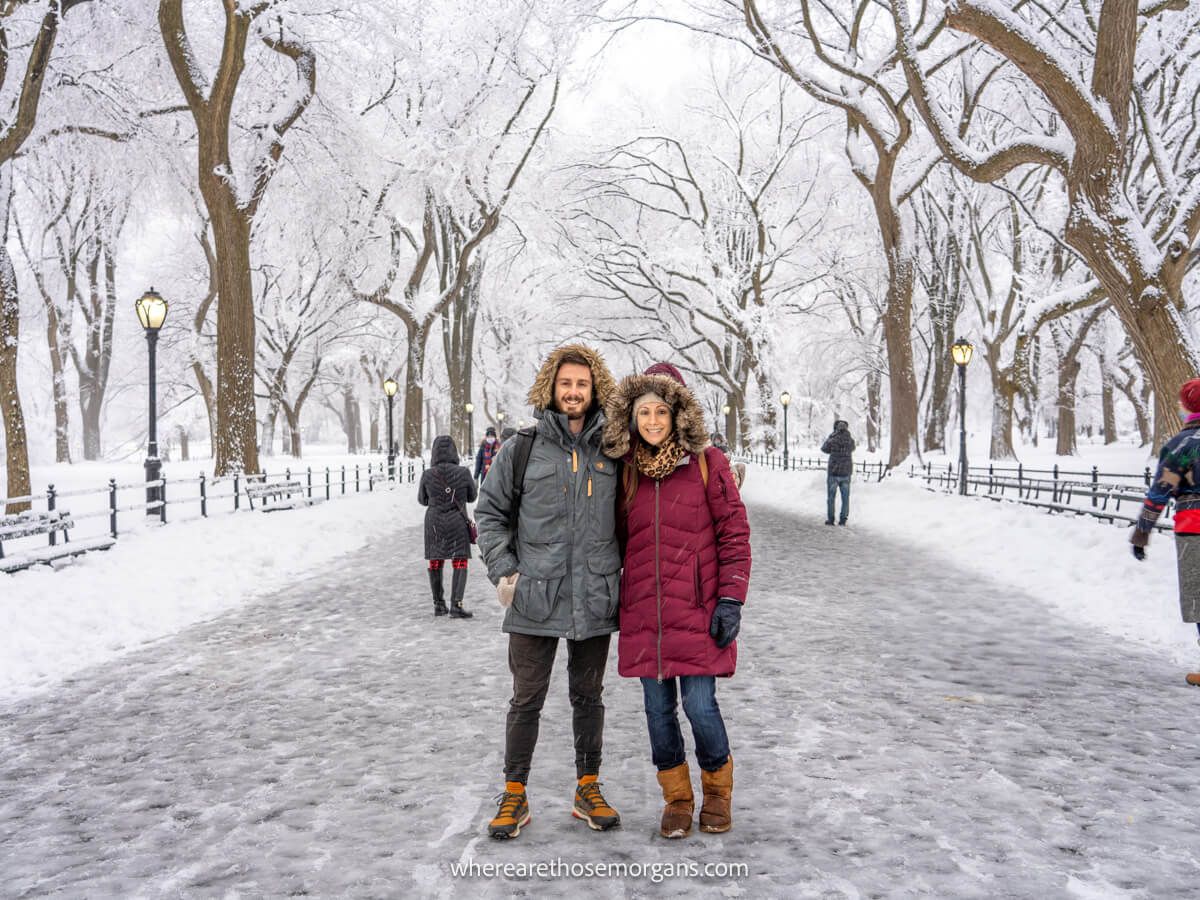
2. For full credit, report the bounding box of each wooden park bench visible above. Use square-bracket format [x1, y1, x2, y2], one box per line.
[0, 510, 116, 574]
[243, 476, 317, 512]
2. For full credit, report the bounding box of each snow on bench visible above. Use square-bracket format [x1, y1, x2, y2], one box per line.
[243, 478, 319, 512]
[0, 510, 115, 574]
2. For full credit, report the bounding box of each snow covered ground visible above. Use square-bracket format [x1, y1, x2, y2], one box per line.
[1, 449, 425, 701]
[3, 457, 1200, 896]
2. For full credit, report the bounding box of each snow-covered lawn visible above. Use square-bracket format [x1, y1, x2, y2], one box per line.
[1, 450, 427, 701]
[740, 465, 1195, 666]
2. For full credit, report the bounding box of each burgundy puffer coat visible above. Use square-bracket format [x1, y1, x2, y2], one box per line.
[616, 447, 752, 679]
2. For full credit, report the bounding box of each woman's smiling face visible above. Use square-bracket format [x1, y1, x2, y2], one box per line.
[637, 402, 673, 447]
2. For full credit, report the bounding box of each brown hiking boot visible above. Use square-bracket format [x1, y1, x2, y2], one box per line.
[488, 782, 530, 839]
[699, 757, 733, 833]
[572, 775, 621, 831]
[1187, 673, 1200, 687]
[655, 762, 694, 839]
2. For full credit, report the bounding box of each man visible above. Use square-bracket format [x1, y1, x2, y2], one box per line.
[474, 426, 500, 483]
[821, 419, 855, 525]
[475, 344, 622, 839]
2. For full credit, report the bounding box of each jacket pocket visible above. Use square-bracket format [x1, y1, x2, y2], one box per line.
[590, 459, 618, 538]
[584, 552, 621, 622]
[516, 462, 564, 544]
[693, 556, 705, 608]
[514, 541, 568, 622]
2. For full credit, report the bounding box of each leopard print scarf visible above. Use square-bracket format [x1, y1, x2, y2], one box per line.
[635, 435, 687, 480]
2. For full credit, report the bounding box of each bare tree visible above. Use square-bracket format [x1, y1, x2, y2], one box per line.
[892, 0, 1200, 448]
[159, 0, 317, 476]
[0, 0, 94, 511]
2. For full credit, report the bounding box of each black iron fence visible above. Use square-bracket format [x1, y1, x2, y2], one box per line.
[1, 456, 426, 562]
[739, 453, 888, 481]
[739, 454, 1166, 531]
[909, 460, 1167, 530]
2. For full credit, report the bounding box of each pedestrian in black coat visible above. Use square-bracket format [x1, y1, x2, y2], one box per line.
[820, 420, 855, 526]
[418, 435, 478, 618]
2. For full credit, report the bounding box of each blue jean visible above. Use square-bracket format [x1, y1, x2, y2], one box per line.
[641, 676, 730, 772]
[827, 475, 850, 523]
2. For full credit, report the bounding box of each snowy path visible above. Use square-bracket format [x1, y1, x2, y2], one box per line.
[2, 497, 1200, 897]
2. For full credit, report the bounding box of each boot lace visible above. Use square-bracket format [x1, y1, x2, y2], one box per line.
[493, 790, 524, 821]
[577, 781, 610, 812]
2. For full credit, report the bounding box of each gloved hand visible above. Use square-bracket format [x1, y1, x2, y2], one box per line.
[1130, 527, 1149, 562]
[497, 573, 519, 608]
[709, 598, 743, 649]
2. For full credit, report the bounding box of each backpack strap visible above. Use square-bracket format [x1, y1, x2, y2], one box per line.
[698, 448, 709, 487]
[508, 426, 537, 531]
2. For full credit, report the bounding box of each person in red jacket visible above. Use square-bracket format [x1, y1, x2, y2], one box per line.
[603, 362, 752, 839]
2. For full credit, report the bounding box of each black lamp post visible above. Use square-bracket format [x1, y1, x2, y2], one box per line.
[951, 337, 974, 496]
[465, 402, 475, 457]
[384, 378, 398, 480]
[780, 391, 791, 469]
[136, 288, 168, 517]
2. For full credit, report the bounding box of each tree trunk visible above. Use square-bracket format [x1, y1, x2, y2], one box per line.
[0, 242, 30, 512]
[191, 361, 217, 453]
[1056, 355, 1081, 456]
[1101, 371, 1117, 444]
[178, 426, 190, 461]
[755, 368, 778, 451]
[209, 207, 260, 474]
[866, 366, 882, 454]
[44, 297, 71, 463]
[402, 321, 428, 457]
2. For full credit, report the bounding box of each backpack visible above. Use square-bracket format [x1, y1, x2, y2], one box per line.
[508, 426, 537, 531]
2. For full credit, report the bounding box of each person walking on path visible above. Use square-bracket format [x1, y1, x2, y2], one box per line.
[475, 344, 623, 839]
[821, 419, 856, 526]
[417, 435, 478, 619]
[603, 362, 752, 839]
[475, 427, 500, 484]
[1130, 377, 1200, 685]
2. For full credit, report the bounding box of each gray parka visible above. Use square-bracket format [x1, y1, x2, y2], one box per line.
[475, 345, 621, 641]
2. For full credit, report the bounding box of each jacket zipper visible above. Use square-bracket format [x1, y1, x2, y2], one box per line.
[655, 479, 663, 682]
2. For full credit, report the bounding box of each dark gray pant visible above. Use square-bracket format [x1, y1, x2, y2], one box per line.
[504, 632, 611, 784]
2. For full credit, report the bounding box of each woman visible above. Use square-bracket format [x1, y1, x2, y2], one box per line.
[603, 362, 752, 838]
[1130, 377, 1200, 684]
[418, 435, 478, 619]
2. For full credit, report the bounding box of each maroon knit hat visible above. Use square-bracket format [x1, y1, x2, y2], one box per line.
[1180, 378, 1200, 413]
[643, 362, 686, 387]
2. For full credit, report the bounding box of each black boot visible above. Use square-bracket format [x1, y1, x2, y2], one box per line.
[429, 568, 448, 617]
[449, 567, 473, 618]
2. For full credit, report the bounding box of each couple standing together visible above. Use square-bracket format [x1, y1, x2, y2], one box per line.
[475, 344, 752, 840]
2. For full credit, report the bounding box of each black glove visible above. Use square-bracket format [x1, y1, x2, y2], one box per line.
[709, 598, 743, 649]
[1132, 545, 1146, 561]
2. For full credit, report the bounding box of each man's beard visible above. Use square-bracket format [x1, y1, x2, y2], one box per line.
[557, 398, 588, 420]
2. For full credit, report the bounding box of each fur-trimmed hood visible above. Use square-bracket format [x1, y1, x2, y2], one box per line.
[526, 343, 617, 414]
[602, 373, 710, 459]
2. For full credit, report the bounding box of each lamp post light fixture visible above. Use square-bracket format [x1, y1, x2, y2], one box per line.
[497, 410, 506, 434]
[780, 391, 791, 469]
[465, 402, 475, 455]
[383, 378, 398, 480]
[136, 288, 168, 517]
[951, 337, 975, 496]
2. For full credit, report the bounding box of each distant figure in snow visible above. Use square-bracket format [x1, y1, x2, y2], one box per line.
[821, 419, 856, 526]
[604, 362, 752, 839]
[710, 431, 746, 489]
[1130, 377, 1200, 685]
[474, 426, 500, 483]
[418, 435, 477, 619]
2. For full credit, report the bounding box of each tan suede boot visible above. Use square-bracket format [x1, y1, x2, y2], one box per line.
[699, 757, 733, 833]
[655, 762, 694, 839]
